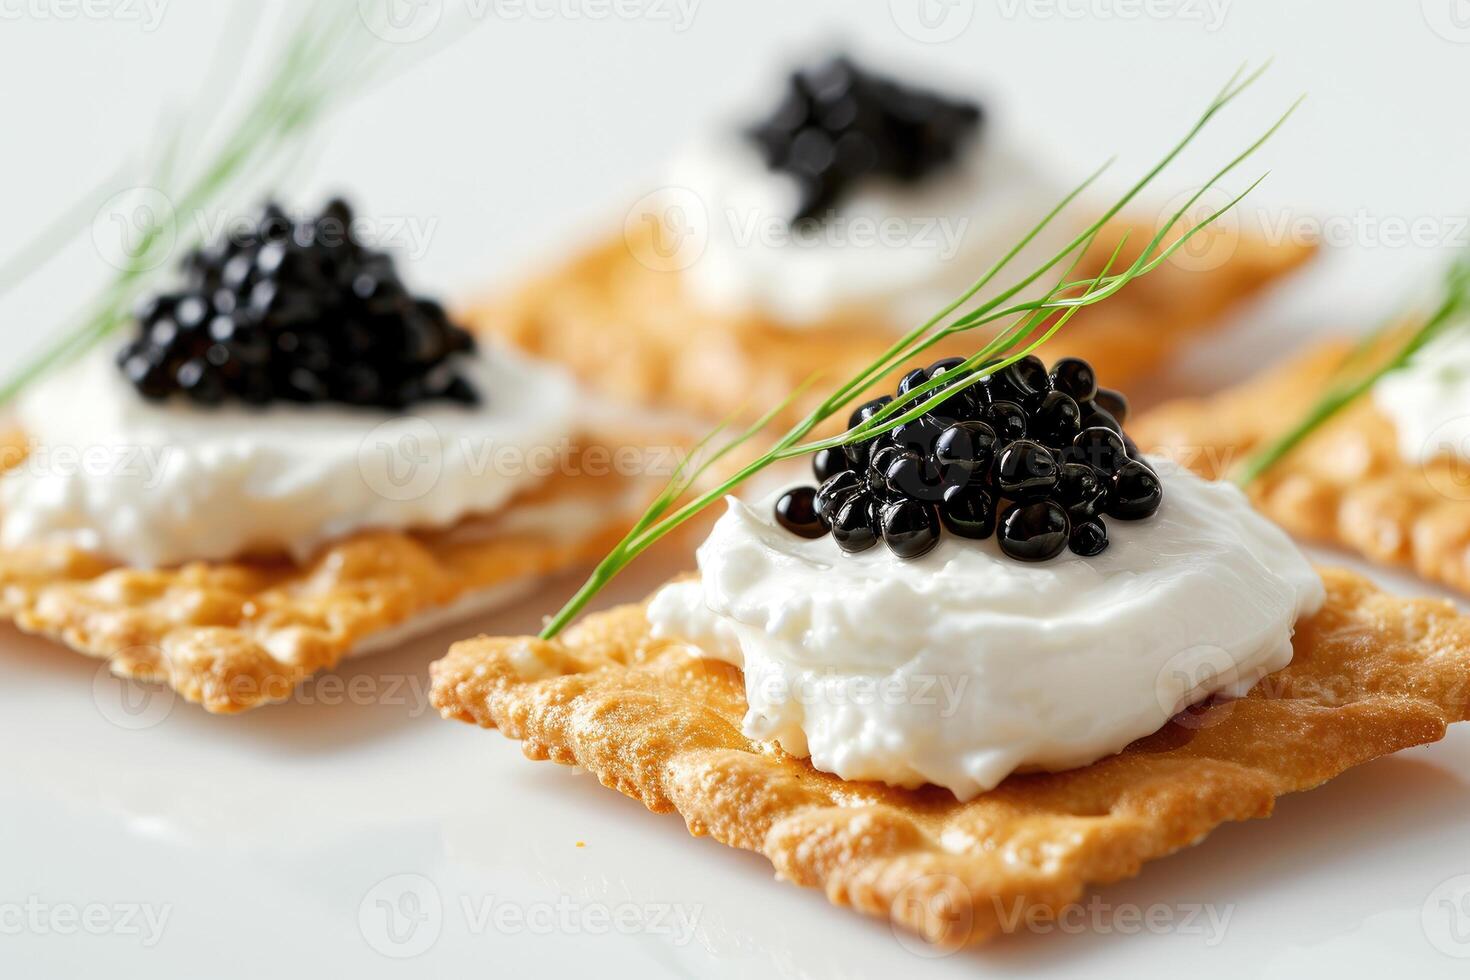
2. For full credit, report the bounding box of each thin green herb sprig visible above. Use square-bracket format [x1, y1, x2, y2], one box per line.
[1233, 251, 1470, 487]
[539, 66, 1299, 639]
[0, 2, 440, 406]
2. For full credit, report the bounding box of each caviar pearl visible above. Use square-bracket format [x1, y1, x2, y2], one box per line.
[993, 439, 1059, 500]
[814, 470, 862, 522]
[1049, 357, 1098, 403]
[1109, 460, 1164, 520]
[812, 447, 851, 482]
[999, 500, 1070, 562]
[880, 498, 940, 559]
[831, 494, 879, 553]
[983, 399, 1028, 443]
[934, 420, 998, 483]
[1069, 426, 1129, 477]
[1093, 387, 1129, 425]
[1068, 518, 1109, 557]
[939, 485, 995, 540]
[774, 487, 828, 538]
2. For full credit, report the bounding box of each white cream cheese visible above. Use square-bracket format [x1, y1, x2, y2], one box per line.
[1372, 326, 1470, 463]
[0, 343, 580, 567]
[668, 121, 1076, 329]
[647, 460, 1324, 800]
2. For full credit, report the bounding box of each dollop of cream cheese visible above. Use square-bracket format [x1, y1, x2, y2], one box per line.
[647, 461, 1324, 800]
[0, 344, 579, 567]
[1372, 326, 1470, 463]
[668, 122, 1076, 329]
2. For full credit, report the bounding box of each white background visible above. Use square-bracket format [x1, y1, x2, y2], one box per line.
[3, 1, 1470, 976]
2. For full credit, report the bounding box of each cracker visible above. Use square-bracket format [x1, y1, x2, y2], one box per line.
[430, 568, 1470, 947]
[1133, 341, 1470, 594]
[0, 429, 674, 713]
[469, 218, 1313, 430]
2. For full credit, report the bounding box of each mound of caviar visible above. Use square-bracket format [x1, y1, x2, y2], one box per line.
[772, 356, 1159, 562]
[745, 55, 983, 222]
[115, 199, 479, 409]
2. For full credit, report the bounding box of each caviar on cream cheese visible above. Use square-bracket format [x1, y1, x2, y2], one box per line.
[667, 127, 1075, 329]
[647, 460, 1325, 800]
[0, 343, 580, 567]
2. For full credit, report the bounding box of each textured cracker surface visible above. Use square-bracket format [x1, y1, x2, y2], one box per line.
[469, 218, 1313, 429]
[0, 431, 665, 713]
[1134, 341, 1470, 595]
[431, 568, 1470, 946]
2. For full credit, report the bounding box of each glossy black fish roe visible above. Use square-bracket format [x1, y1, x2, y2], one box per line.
[880, 498, 941, 560]
[812, 446, 852, 482]
[1109, 460, 1164, 520]
[1032, 390, 1082, 449]
[999, 500, 1070, 562]
[814, 470, 862, 522]
[934, 420, 998, 484]
[1049, 357, 1098, 403]
[831, 493, 880, 554]
[1068, 427, 1129, 478]
[774, 486, 829, 538]
[1056, 461, 1109, 519]
[983, 399, 1028, 444]
[940, 484, 995, 540]
[1093, 387, 1129, 425]
[116, 199, 479, 409]
[784, 355, 1161, 562]
[993, 440, 1059, 501]
[1068, 518, 1109, 557]
[746, 54, 983, 222]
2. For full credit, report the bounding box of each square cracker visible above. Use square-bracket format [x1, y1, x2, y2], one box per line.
[431, 568, 1470, 947]
[1134, 341, 1470, 596]
[467, 218, 1314, 430]
[0, 427, 679, 714]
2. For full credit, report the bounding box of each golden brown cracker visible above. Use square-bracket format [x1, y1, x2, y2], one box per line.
[430, 568, 1470, 946]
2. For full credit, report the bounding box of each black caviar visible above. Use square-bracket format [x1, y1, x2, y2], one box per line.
[115, 199, 480, 409]
[746, 55, 983, 222]
[772, 356, 1158, 562]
